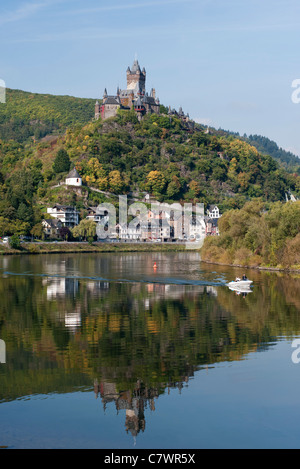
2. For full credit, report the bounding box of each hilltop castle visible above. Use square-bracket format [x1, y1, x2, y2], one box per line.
[95, 58, 194, 129]
[95, 59, 160, 121]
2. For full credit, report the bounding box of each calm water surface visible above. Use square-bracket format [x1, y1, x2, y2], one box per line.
[1, 252, 300, 449]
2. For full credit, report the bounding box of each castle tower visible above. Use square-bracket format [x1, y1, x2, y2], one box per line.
[127, 59, 146, 96]
[103, 88, 108, 103]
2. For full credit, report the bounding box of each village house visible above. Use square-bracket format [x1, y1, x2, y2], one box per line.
[206, 205, 221, 219]
[47, 204, 79, 228]
[116, 223, 141, 240]
[42, 218, 62, 237]
[86, 206, 109, 223]
[205, 217, 219, 236]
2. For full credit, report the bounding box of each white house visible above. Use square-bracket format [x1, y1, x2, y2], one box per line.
[42, 218, 62, 237]
[206, 205, 221, 219]
[65, 168, 82, 186]
[116, 223, 141, 240]
[47, 204, 79, 227]
[86, 206, 109, 223]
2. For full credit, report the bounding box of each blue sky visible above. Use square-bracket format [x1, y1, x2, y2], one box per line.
[1, 0, 300, 156]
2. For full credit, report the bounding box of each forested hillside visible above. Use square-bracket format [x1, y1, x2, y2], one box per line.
[218, 127, 300, 174]
[0, 89, 299, 239]
[0, 88, 95, 142]
[246, 134, 300, 173]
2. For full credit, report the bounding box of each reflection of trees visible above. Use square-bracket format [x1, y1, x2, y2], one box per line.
[1, 267, 300, 409]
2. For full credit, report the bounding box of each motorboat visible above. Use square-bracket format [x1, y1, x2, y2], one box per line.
[228, 285, 253, 294]
[226, 279, 253, 292]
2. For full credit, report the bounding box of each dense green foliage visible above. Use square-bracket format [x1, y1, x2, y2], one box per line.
[0, 88, 95, 142]
[218, 127, 300, 174]
[201, 199, 300, 269]
[65, 111, 300, 209]
[247, 134, 300, 174]
[53, 149, 71, 173]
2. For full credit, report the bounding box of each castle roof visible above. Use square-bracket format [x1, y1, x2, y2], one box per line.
[104, 96, 121, 105]
[130, 59, 141, 73]
[66, 168, 81, 179]
[142, 95, 158, 106]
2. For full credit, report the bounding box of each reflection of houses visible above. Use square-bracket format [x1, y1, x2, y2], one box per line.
[43, 277, 79, 299]
[206, 286, 218, 297]
[86, 281, 110, 293]
[47, 204, 79, 228]
[64, 311, 81, 331]
[146, 283, 205, 302]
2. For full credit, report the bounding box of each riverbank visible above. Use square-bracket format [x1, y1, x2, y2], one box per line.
[201, 258, 300, 274]
[0, 241, 188, 255]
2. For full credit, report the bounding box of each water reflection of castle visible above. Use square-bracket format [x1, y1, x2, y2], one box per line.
[94, 375, 191, 438]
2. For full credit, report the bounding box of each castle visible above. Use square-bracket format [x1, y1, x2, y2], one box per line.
[95, 58, 194, 129]
[95, 59, 160, 121]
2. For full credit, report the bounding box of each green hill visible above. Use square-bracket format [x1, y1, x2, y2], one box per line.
[246, 134, 300, 173]
[0, 88, 95, 142]
[0, 89, 299, 238]
[217, 128, 300, 174]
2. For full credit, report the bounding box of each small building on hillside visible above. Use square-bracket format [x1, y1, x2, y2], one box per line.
[205, 218, 219, 236]
[42, 218, 62, 237]
[86, 206, 109, 223]
[65, 168, 82, 187]
[206, 205, 221, 219]
[47, 204, 79, 228]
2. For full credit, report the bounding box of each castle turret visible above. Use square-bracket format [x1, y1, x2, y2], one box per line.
[103, 88, 108, 103]
[134, 95, 145, 121]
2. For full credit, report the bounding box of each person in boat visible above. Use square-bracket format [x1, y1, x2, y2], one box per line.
[235, 277, 241, 282]
[242, 274, 247, 281]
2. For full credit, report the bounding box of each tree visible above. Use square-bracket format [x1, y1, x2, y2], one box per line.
[9, 234, 21, 250]
[72, 219, 96, 241]
[59, 226, 72, 241]
[53, 149, 71, 173]
[109, 170, 125, 194]
[30, 223, 44, 239]
[146, 171, 166, 196]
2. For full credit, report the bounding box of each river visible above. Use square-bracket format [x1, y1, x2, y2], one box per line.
[0, 252, 300, 449]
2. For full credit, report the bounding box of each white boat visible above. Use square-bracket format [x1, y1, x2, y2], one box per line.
[228, 285, 253, 294]
[226, 279, 253, 292]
